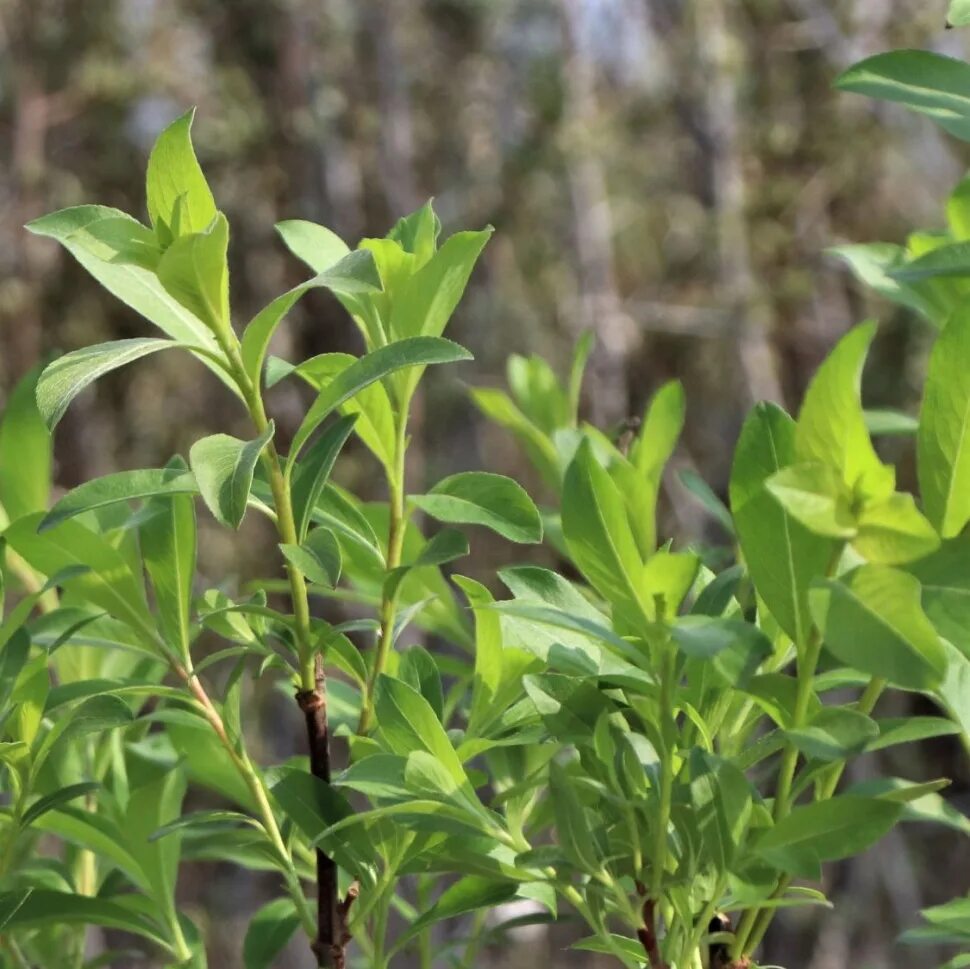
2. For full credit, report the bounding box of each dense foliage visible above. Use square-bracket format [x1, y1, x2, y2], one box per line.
[3, 34, 970, 969]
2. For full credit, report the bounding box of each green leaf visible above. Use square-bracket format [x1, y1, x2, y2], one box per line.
[145, 108, 217, 238]
[906, 535, 970, 657]
[829, 242, 944, 326]
[549, 761, 601, 874]
[410, 472, 541, 544]
[243, 898, 301, 969]
[275, 219, 350, 273]
[141, 460, 197, 659]
[388, 228, 493, 340]
[0, 366, 51, 520]
[729, 403, 834, 646]
[26, 206, 223, 356]
[949, 0, 970, 26]
[784, 708, 879, 762]
[4, 514, 154, 641]
[36, 338, 181, 429]
[809, 565, 946, 691]
[867, 716, 961, 751]
[269, 769, 366, 872]
[288, 337, 472, 468]
[190, 422, 274, 528]
[281, 353, 395, 469]
[562, 439, 644, 614]
[385, 528, 469, 600]
[373, 675, 466, 784]
[455, 576, 504, 735]
[394, 877, 517, 949]
[756, 796, 902, 878]
[156, 213, 231, 335]
[765, 463, 857, 538]
[0, 890, 170, 949]
[794, 322, 891, 498]
[290, 414, 358, 542]
[21, 782, 100, 828]
[398, 646, 444, 721]
[864, 409, 919, 437]
[853, 492, 940, 565]
[678, 468, 734, 535]
[280, 527, 341, 587]
[240, 250, 382, 384]
[919, 305, 970, 537]
[39, 468, 198, 531]
[891, 241, 970, 281]
[836, 50, 970, 142]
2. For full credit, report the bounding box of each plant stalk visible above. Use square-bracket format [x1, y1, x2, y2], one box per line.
[358, 412, 409, 734]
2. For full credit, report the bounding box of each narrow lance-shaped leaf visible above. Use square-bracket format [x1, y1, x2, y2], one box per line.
[794, 322, 892, 498]
[36, 339, 183, 430]
[0, 366, 51, 521]
[240, 249, 382, 385]
[25, 206, 223, 354]
[562, 438, 644, 616]
[141, 459, 198, 660]
[190, 422, 275, 528]
[809, 565, 946, 691]
[4, 514, 154, 642]
[287, 337, 472, 469]
[729, 402, 835, 647]
[39, 468, 199, 532]
[409, 472, 542, 544]
[918, 305, 970, 537]
[156, 213, 231, 337]
[290, 414, 359, 542]
[836, 51, 970, 143]
[145, 108, 217, 239]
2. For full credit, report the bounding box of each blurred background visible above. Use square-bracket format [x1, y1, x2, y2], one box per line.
[1, 0, 969, 966]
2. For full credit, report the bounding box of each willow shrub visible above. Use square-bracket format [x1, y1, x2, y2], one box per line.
[1, 57, 970, 969]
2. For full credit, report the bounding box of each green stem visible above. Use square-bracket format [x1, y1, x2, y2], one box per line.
[179, 666, 316, 938]
[731, 543, 842, 962]
[650, 643, 677, 901]
[358, 413, 409, 734]
[735, 673, 885, 961]
[415, 875, 433, 969]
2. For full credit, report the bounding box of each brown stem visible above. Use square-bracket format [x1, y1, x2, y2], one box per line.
[636, 898, 669, 969]
[296, 658, 349, 969]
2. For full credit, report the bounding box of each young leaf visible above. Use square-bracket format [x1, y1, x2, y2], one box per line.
[730, 402, 834, 646]
[240, 250, 382, 384]
[918, 305, 970, 537]
[384, 528, 469, 600]
[794, 322, 891, 498]
[853, 492, 939, 564]
[21, 782, 101, 828]
[765, 463, 857, 538]
[40, 468, 198, 532]
[280, 527, 341, 587]
[275, 219, 350, 273]
[809, 565, 946, 691]
[36, 338, 182, 429]
[287, 337, 472, 467]
[189, 422, 275, 528]
[373, 674, 466, 784]
[562, 439, 644, 614]
[145, 108, 217, 238]
[0, 366, 51, 520]
[140, 460, 197, 660]
[156, 214, 231, 336]
[836, 50, 970, 142]
[26, 207, 224, 356]
[388, 228, 493, 340]
[409, 472, 542, 544]
[291, 414, 358, 541]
